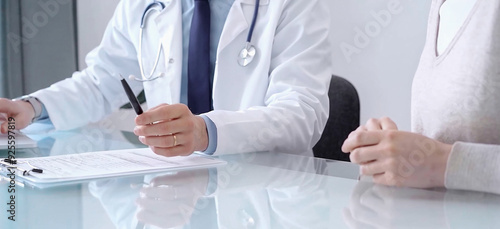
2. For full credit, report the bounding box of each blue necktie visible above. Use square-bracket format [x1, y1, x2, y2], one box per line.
[188, 0, 212, 114]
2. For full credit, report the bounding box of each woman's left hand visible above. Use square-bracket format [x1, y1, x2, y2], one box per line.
[342, 117, 453, 188]
[134, 103, 209, 157]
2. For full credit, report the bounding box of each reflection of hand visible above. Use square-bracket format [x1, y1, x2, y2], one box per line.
[136, 169, 209, 228]
[343, 182, 447, 229]
[342, 117, 452, 188]
[134, 103, 209, 157]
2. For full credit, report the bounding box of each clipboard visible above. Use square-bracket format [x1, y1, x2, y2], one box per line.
[0, 148, 226, 185]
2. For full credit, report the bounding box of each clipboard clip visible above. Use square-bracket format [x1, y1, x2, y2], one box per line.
[1, 159, 43, 176]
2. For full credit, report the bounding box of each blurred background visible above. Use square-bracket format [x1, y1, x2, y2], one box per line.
[0, 0, 431, 131]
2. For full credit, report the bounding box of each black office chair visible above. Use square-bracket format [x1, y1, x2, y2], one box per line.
[313, 75, 360, 161]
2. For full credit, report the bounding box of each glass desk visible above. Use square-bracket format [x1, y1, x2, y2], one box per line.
[1, 126, 499, 229]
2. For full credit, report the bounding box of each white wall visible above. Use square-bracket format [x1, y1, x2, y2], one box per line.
[329, 0, 431, 130]
[77, 0, 432, 131]
[77, 0, 120, 70]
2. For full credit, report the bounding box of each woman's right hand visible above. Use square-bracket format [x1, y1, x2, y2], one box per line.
[0, 98, 36, 134]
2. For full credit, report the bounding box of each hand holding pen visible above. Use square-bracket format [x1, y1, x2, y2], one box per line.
[119, 75, 209, 157]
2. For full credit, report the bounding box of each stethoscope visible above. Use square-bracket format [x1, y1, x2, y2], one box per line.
[238, 0, 260, 67]
[131, 0, 260, 82]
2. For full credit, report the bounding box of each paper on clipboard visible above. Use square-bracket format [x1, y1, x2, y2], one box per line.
[1, 148, 225, 184]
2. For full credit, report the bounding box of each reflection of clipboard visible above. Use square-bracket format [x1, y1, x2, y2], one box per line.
[0, 133, 37, 149]
[0, 148, 226, 185]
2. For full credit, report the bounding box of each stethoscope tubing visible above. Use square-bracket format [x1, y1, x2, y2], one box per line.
[247, 0, 260, 43]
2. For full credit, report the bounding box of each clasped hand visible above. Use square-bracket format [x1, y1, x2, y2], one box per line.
[134, 103, 209, 157]
[342, 117, 452, 188]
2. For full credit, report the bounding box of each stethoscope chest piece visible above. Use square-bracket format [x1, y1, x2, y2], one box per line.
[239, 43, 256, 67]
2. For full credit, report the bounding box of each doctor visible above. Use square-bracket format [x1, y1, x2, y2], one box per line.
[0, 0, 331, 157]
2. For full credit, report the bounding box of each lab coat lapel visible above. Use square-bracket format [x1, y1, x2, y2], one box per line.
[217, 1, 249, 54]
[149, 0, 183, 104]
[153, 0, 178, 60]
[218, 0, 270, 54]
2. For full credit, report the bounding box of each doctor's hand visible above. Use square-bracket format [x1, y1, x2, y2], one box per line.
[0, 98, 35, 134]
[342, 117, 452, 189]
[133, 103, 209, 157]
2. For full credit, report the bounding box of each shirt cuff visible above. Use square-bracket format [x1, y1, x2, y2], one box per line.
[200, 115, 218, 155]
[36, 100, 53, 124]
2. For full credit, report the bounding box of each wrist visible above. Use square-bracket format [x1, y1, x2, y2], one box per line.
[433, 142, 453, 187]
[194, 116, 209, 151]
[14, 96, 42, 123]
[17, 101, 36, 123]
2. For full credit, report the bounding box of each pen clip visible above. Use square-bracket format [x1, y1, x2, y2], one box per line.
[0, 159, 43, 176]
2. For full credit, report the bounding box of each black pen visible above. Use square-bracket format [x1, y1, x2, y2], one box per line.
[120, 74, 143, 115]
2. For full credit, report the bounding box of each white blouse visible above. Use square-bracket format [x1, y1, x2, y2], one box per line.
[412, 0, 500, 195]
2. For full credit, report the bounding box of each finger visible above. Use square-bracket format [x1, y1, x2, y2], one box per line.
[365, 118, 382, 131]
[359, 160, 388, 175]
[150, 145, 193, 157]
[356, 126, 367, 131]
[139, 134, 185, 148]
[148, 103, 170, 111]
[342, 131, 382, 153]
[0, 121, 7, 134]
[348, 126, 367, 139]
[350, 145, 387, 164]
[0, 113, 7, 122]
[379, 117, 398, 130]
[134, 119, 187, 137]
[136, 104, 188, 125]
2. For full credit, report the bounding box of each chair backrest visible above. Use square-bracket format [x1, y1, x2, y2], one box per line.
[313, 75, 360, 161]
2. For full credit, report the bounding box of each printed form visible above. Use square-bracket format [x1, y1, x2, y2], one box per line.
[7, 148, 225, 183]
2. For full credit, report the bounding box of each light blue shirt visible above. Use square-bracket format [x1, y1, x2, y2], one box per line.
[38, 0, 235, 154]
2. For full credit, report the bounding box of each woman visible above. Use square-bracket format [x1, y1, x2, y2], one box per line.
[342, 0, 500, 195]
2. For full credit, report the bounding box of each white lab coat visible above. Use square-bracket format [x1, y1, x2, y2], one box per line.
[31, 0, 332, 156]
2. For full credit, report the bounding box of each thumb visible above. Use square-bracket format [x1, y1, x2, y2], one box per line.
[0, 121, 8, 134]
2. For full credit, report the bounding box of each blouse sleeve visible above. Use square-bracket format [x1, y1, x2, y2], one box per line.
[445, 142, 500, 195]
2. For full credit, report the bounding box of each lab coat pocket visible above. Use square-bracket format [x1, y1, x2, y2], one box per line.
[142, 72, 173, 109]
